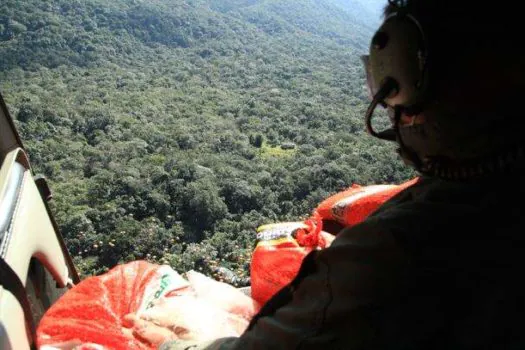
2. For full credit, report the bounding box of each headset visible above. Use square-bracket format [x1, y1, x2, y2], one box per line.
[362, 1, 525, 178]
[362, 0, 429, 143]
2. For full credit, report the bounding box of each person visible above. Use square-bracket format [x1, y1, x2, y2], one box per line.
[125, 0, 525, 348]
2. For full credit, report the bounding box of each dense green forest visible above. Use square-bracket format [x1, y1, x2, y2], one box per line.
[0, 0, 413, 282]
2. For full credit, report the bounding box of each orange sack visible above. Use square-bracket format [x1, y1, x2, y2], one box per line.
[316, 177, 419, 226]
[250, 177, 419, 306]
[37, 261, 260, 350]
[250, 215, 327, 306]
[38, 261, 162, 349]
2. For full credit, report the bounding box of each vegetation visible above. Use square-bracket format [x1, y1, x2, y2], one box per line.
[0, 0, 413, 282]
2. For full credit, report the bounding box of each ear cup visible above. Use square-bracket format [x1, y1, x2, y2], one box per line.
[369, 13, 428, 110]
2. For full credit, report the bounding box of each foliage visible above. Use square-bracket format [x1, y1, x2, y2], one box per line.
[0, 0, 413, 281]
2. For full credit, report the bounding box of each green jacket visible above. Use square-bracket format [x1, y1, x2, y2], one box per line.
[162, 169, 525, 349]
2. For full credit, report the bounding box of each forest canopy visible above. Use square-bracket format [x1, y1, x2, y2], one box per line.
[0, 0, 413, 281]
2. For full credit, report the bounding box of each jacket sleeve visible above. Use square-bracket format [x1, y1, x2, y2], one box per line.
[160, 219, 408, 350]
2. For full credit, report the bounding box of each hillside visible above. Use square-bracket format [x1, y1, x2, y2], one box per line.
[0, 0, 413, 280]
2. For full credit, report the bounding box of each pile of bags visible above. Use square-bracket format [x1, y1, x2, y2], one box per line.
[37, 177, 418, 349]
[250, 177, 418, 305]
[37, 261, 260, 349]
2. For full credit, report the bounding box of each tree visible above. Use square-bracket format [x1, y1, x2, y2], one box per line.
[16, 103, 41, 122]
[249, 133, 264, 148]
[220, 180, 262, 214]
[10, 20, 27, 36]
[0, 0, 411, 279]
[182, 179, 228, 236]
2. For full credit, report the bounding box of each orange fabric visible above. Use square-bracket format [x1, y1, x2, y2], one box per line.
[250, 216, 326, 305]
[316, 177, 419, 226]
[38, 261, 159, 349]
[251, 177, 419, 306]
[250, 242, 308, 305]
[38, 179, 421, 346]
[38, 262, 261, 349]
[295, 212, 325, 248]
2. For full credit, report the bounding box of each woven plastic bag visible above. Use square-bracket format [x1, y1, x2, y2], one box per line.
[316, 177, 419, 227]
[37, 261, 260, 350]
[250, 214, 331, 306]
[250, 178, 419, 306]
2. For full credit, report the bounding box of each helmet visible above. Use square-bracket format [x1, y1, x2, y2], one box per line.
[361, 0, 524, 179]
